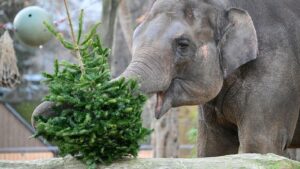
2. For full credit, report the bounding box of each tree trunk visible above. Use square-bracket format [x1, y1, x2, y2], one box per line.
[101, 0, 119, 49]
[151, 105, 179, 158]
[117, 0, 133, 53]
[110, 15, 132, 77]
[197, 105, 204, 157]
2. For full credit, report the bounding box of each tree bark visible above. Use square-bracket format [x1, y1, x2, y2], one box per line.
[151, 106, 179, 158]
[101, 0, 119, 49]
[117, 0, 133, 54]
[110, 15, 132, 77]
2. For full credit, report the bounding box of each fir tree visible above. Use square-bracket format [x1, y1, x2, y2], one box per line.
[33, 10, 151, 169]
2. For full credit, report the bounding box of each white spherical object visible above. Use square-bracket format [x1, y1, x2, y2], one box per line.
[13, 6, 53, 46]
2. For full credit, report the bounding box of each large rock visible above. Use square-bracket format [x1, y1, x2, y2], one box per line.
[0, 154, 299, 169]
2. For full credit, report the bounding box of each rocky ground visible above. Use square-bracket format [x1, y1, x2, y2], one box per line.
[0, 153, 300, 169]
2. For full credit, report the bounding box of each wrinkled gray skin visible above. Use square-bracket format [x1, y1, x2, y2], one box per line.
[119, 0, 300, 156]
[33, 0, 300, 157]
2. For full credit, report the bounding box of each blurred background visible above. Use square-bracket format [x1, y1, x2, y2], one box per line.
[0, 0, 199, 160]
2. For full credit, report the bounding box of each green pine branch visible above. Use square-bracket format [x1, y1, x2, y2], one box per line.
[34, 10, 151, 169]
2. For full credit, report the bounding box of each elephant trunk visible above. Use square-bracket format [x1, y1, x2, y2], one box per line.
[114, 53, 174, 119]
[114, 55, 172, 94]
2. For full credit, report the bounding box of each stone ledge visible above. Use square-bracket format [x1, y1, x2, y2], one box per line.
[0, 153, 300, 169]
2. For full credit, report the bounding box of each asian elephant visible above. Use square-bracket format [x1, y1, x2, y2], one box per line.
[33, 0, 300, 157]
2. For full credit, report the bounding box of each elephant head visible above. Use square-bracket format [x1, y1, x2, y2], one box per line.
[118, 0, 258, 119]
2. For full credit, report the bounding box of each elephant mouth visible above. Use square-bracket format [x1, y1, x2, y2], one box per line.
[154, 80, 174, 119]
[155, 91, 165, 118]
[154, 78, 182, 119]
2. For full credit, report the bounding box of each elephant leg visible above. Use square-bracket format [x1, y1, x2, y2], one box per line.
[289, 109, 300, 148]
[235, 84, 300, 156]
[238, 119, 297, 157]
[197, 105, 239, 157]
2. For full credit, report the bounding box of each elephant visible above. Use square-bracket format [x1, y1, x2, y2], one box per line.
[116, 0, 300, 157]
[32, 0, 300, 157]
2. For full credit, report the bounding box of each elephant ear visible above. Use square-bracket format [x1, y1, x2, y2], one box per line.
[219, 8, 258, 77]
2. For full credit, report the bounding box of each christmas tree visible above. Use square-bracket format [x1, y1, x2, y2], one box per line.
[33, 10, 151, 169]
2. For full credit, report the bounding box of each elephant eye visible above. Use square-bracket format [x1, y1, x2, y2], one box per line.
[176, 38, 190, 55]
[177, 39, 189, 48]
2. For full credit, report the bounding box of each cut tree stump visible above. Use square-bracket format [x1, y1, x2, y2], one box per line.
[0, 154, 300, 169]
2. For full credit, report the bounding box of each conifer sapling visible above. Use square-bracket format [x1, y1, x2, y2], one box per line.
[33, 10, 151, 169]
